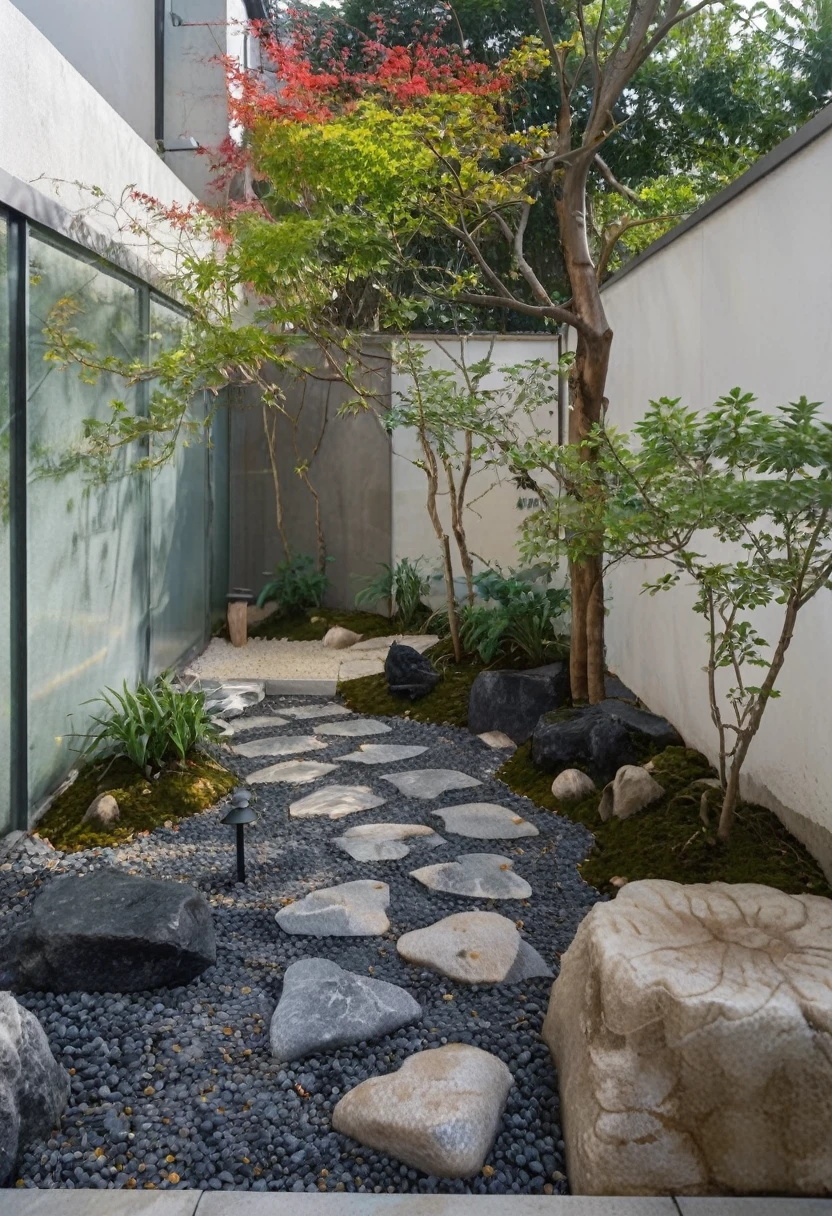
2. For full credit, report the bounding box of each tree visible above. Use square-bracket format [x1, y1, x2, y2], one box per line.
[545, 391, 832, 840]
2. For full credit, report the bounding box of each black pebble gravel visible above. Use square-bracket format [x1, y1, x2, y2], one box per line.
[4, 697, 601, 1195]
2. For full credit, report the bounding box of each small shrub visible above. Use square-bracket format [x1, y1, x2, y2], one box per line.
[257, 553, 331, 614]
[354, 557, 431, 630]
[433, 566, 569, 666]
[79, 674, 220, 775]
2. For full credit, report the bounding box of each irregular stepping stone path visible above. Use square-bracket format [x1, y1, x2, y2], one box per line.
[381, 768, 482, 799]
[11, 689, 600, 1194]
[332, 1043, 514, 1179]
[276, 880, 390, 936]
[233, 734, 328, 758]
[315, 718, 393, 737]
[335, 822, 446, 861]
[341, 743, 428, 765]
[410, 853, 532, 900]
[270, 958, 421, 1062]
[289, 784, 386, 820]
[397, 911, 552, 985]
[432, 802, 539, 839]
[247, 759, 339, 784]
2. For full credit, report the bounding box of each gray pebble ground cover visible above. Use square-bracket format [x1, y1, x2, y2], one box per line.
[2, 697, 600, 1196]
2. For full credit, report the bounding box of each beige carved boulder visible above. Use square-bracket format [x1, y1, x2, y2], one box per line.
[323, 626, 363, 649]
[543, 879, 832, 1196]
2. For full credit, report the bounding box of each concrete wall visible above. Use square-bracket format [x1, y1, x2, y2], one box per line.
[598, 111, 832, 873]
[391, 335, 562, 599]
[229, 346, 394, 610]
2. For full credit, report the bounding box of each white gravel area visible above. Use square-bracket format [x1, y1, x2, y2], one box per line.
[185, 634, 438, 682]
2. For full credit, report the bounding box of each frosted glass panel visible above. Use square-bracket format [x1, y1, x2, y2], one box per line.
[0, 216, 10, 833]
[26, 234, 147, 809]
[210, 403, 230, 621]
[148, 299, 208, 672]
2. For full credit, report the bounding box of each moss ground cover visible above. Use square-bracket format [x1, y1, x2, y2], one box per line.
[35, 754, 236, 853]
[248, 607, 418, 643]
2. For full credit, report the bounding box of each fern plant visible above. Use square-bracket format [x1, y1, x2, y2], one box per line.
[79, 674, 220, 775]
[354, 557, 431, 630]
[257, 553, 331, 614]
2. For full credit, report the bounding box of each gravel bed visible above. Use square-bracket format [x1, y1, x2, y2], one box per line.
[3, 696, 601, 1196]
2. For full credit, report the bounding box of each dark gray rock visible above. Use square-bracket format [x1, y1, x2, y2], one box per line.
[604, 675, 638, 703]
[385, 642, 440, 700]
[531, 701, 683, 786]
[270, 958, 421, 1062]
[467, 664, 570, 745]
[0, 992, 69, 1184]
[7, 870, 216, 993]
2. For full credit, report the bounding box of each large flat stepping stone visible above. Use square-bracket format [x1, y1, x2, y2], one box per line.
[234, 734, 328, 758]
[315, 718, 392, 737]
[332, 1042, 513, 1178]
[281, 703, 354, 720]
[397, 911, 551, 984]
[270, 958, 421, 1062]
[410, 853, 532, 900]
[248, 760, 339, 785]
[335, 822, 446, 861]
[224, 715, 289, 736]
[8, 869, 216, 992]
[431, 802, 539, 840]
[382, 769, 482, 799]
[289, 784, 386, 820]
[276, 880, 390, 936]
[341, 743, 428, 765]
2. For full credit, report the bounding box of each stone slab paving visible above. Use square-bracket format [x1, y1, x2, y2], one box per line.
[223, 716, 290, 736]
[289, 785, 387, 820]
[341, 744, 429, 765]
[410, 854, 532, 900]
[280, 704, 355, 720]
[233, 736, 328, 759]
[397, 912, 552, 984]
[431, 803, 539, 840]
[4, 693, 604, 1196]
[315, 719, 393, 738]
[334, 823, 446, 862]
[381, 769, 482, 799]
[276, 880, 391, 936]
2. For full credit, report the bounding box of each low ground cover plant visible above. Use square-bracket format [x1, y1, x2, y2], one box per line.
[257, 553, 331, 616]
[354, 557, 432, 631]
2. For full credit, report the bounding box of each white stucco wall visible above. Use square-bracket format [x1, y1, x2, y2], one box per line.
[599, 118, 832, 870]
[390, 335, 562, 597]
[1, 0, 198, 267]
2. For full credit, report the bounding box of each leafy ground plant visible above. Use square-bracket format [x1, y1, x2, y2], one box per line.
[257, 553, 331, 614]
[432, 567, 569, 666]
[80, 674, 220, 776]
[354, 557, 431, 630]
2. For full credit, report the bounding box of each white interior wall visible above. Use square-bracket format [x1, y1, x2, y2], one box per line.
[390, 335, 562, 600]
[599, 120, 832, 872]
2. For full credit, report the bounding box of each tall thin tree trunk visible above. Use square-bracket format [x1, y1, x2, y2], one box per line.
[262, 405, 291, 560]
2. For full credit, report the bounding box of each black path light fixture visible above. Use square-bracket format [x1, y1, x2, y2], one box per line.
[222, 788, 257, 883]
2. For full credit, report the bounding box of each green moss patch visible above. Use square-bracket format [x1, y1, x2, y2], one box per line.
[248, 607, 415, 643]
[35, 754, 236, 854]
[498, 744, 832, 898]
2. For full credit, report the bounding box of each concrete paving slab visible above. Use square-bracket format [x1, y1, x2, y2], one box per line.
[676, 1202, 832, 1215]
[264, 679, 338, 696]
[1, 1195, 199, 1215]
[199, 1198, 680, 1215]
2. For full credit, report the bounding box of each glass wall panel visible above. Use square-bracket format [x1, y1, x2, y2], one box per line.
[210, 401, 230, 622]
[148, 299, 208, 672]
[26, 233, 147, 810]
[0, 216, 10, 834]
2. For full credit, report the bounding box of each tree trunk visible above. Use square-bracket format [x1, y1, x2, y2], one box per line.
[556, 158, 614, 703]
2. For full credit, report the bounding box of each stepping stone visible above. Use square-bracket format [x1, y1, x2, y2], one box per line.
[248, 760, 339, 785]
[289, 784, 386, 820]
[223, 715, 289, 736]
[410, 853, 532, 900]
[341, 743, 428, 765]
[397, 911, 551, 984]
[335, 823, 446, 862]
[270, 958, 421, 1062]
[280, 704, 354, 720]
[431, 802, 539, 840]
[332, 1043, 513, 1179]
[382, 769, 482, 799]
[8, 869, 216, 992]
[233, 734, 327, 758]
[315, 718, 392, 737]
[276, 880, 390, 936]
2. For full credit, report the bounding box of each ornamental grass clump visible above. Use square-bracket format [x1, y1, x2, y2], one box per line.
[80, 674, 220, 776]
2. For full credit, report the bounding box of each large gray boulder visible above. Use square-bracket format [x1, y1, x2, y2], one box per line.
[333, 1043, 513, 1178]
[543, 879, 832, 1196]
[270, 959, 421, 1062]
[7, 870, 216, 993]
[0, 992, 69, 1184]
[532, 700, 682, 785]
[467, 663, 570, 745]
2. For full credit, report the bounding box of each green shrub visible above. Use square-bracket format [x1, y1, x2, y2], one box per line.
[257, 553, 330, 614]
[433, 566, 570, 666]
[354, 557, 431, 630]
[79, 674, 220, 775]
